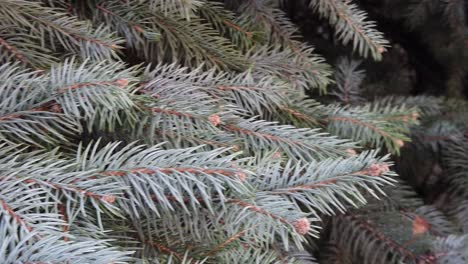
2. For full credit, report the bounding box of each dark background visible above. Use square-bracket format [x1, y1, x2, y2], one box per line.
[282, 0, 468, 99]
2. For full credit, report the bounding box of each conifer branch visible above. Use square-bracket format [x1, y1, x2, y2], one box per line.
[0, 0, 122, 60]
[310, 0, 389, 60]
[0, 1, 443, 262]
[221, 119, 352, 161]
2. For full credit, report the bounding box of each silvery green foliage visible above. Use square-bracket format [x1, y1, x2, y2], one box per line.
[432, 235, 468, 264]
[309, 0, 389, 60]
[144, 0, 207, 19]
[324, 101, 418, 154]
[323, 163, 468, 264]
[331, 57, 365, 104]
[0, 59, 402, 263]
[0, 64, 81, 147]
[247, 44, 333, 92]
[0, 0, 121, 65]
[0, 0, 429, 263]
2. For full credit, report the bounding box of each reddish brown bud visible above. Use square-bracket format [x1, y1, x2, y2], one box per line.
[367, 163, 390, 176]
[208, 114, 221, 126]
[346, 148, 357, 156]
[115, 79, 129, 87]
[102, 195, 116, 203]
[292, 218, 310, 235]
[412, 216, 430, 236]
[395, 139, 405, 148]
[235, 171, 247, 182]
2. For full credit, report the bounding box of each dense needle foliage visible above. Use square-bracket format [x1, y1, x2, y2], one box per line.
[0, 0, 467, 263]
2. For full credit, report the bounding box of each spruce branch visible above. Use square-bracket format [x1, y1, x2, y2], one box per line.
[331, 57, 365, 104]
[0, 1, 432, 262]
[0, 0, 122, 60]
[74, 141, 251, 215]
[323, 103, 418, 154]
[309, 0, 389, 60]
[96, 1, 249, 70]
[95, 1, 162, 56]
[197, 2, 260, 51]
[248, 43, 333, 92]
[221, 117, 353, 161]
[331, 213, 418, 264]
[253, 151, 396, 215]
[143, 0, 207, 19]
[0, 26, 58, 70]
[0, 63, 81, 148]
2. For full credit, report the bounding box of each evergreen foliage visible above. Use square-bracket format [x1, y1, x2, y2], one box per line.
[0, 0, 466, 263]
